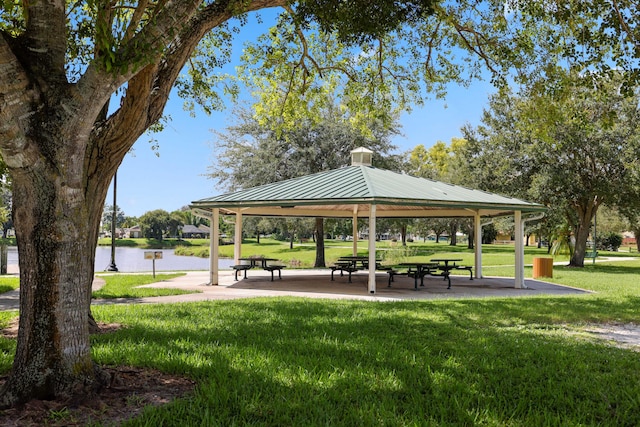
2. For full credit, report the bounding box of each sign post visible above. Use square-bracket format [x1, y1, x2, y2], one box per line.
[144, 251, 163, 277]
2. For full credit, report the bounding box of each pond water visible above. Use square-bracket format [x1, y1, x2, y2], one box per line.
[6, 246, 233, 273]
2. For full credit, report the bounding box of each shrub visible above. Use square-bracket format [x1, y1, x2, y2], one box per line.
[596, 232, 622, 252]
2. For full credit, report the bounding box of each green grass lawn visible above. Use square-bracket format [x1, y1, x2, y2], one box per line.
[92, 273, 195, 299]
[86, 260, 640, 426]
[0, 277, 19, 294]
[1, 250, 639, 425]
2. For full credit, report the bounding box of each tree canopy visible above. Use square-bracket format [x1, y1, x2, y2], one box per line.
[464, 71, 640, 266]
[209, 99, 401, 264]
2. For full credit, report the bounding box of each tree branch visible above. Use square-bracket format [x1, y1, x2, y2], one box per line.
[122, 0, 151, 43]
[22, 0, 67, 83]
[451, 21, 498, 75]
[611, 0, 640, 53]
[92, 0, 288, 169]
[0, 35, 42, 169]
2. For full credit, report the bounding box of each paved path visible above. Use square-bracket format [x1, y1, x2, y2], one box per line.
[0, 267, 592, 311]
[0, 255, 636, 311]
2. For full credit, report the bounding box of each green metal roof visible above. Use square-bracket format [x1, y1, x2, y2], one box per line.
[191, 165, 545, 218]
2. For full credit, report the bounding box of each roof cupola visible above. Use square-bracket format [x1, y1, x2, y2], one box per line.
[350, 147, 373, 166]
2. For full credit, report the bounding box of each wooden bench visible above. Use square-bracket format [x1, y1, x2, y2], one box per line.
[454, 265, 473, 280]
[585, 250, 598, 264]
[263, 265, 285, 281]
[232, 264, 251, 280]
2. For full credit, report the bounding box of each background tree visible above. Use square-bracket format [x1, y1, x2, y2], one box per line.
[209, 102, 400, 266]
[405, 137, 477, 246]
[168, 211, 186, 237]
[101, 204, 126, 234]
[464, 72, 640, 266]
[429, 218, 450, 243]
[595, 206, 628, 236]
[482, 223, 498, 244]
[180, 207, 209, 228]
[618, 196, 640, 252]
[122, 216, 139, 229]
[139, 210, 172, 240]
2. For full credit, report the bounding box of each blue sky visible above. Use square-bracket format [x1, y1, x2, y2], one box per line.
[109, 12, 496, 218]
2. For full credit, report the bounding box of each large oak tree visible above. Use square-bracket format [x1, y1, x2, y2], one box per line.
[464, 72, 640, 266]
[1, 0, 639, 407]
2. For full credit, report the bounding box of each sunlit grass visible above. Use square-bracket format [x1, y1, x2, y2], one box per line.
[92, 273, 197, 299]
[0, 277, 19, 294]
[87, 289, 640, 426]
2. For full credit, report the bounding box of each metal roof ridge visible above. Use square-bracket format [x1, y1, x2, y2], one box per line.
[358, 165, 378, 197]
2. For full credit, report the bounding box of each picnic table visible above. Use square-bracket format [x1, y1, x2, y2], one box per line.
[388, 258, 468, 290]
[232, 257, 285, 281]
[394, 262, 440, 289]
[329, 256, 384, 282]
[337, 256, 382, 269]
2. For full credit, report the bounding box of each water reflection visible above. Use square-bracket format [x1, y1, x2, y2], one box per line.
[7, 246, 233, 273]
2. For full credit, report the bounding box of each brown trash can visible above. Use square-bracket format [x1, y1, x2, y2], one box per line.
[532, 257, 553, 278]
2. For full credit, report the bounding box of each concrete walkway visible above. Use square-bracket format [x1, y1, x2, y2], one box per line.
[0, 268, 590, 312]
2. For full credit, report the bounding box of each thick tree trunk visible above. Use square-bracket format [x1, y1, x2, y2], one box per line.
[569, 205, 598, 267]
[314, 218, 326, 267]
[449, 220, 458, 246]
[1, 164, 108, 406]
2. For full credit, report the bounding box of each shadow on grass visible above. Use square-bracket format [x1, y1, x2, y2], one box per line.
[92, 298, 640, 425]
[0, 285, 14, 294]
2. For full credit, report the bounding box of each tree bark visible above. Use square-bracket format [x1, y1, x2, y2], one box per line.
[1, 150, 109, 406]
[314, 217, 326, 267]
[448, 220, 458, 246]
[0, 0, 291, 409]
[569, 203, 598, 267]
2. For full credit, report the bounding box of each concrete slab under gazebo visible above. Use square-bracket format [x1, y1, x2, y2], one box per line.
[191, 148, 546, 294]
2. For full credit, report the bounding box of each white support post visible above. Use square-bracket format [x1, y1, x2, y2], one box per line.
[352, 207, 358, 256]
[474, 213, 482, 279]
[368, 204, 377, 294]
[210, 208, 219, 285]
[514, 210, 525, 288]
[234, 211, 243, 264]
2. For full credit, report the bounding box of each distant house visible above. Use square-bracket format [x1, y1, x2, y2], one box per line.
[182, 224, 210, 239]
[622, 231, 636, 246]
[126, 225, 142, 238]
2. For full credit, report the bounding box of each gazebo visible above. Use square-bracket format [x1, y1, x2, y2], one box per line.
[191, 148, 546, 294]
